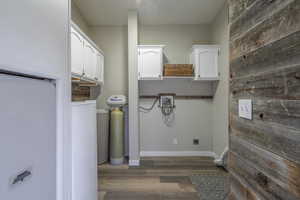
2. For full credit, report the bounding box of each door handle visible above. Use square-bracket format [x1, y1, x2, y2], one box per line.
[12, 170, 32, 185]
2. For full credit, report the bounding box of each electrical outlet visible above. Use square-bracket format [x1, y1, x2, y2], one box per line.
[173, 138, 178, 145]
[193, 139, 199, 145]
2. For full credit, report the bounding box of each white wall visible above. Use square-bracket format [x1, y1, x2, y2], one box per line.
[139, 25, 211, 64]
[127, 10, 140, 165]
[211, 4, 229, 157]
[140, 99, 212, 152]
[139, 25, 214, 153]
[90, 26, 128, 109]
[0, 1, 69, 79]
[76, 11, 229, 157]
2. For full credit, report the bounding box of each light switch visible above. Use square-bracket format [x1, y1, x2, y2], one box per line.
[239, 99, 252, 120]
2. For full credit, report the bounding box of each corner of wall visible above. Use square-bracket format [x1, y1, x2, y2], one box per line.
[211, 3, 230, 157]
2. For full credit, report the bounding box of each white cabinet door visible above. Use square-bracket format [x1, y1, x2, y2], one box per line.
[0, 75, 56, 200]
[71, 24, 104, 83]
[192, 45, 219, 79]
[198, 49, 218, 78]
[96, 52, 104, 83]
[71, 27, 84, 76]
[138, 47, 163, 80]
[84, 41, 97, 80]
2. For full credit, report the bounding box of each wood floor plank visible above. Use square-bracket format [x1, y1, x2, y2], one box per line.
[100, 182, 189, 193]
[103, 192, 160, 200]
[100, 176, 160, 184]
[160, 192, 199, 200]
[98, 157, 226, 200]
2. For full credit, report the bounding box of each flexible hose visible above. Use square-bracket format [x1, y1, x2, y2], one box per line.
[139, 98, 159, 112]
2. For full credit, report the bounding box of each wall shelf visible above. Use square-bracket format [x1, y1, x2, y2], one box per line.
[163, 76, 194, 80]
[193, 77, 220, 81]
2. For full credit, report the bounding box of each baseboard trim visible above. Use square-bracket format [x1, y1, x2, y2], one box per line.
[140, 151, 217, 158]
[214, 147, 228, 166]
[129, 159, 140, 166]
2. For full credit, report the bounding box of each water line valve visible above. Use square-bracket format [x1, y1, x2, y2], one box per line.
[158, 93, 176, 116]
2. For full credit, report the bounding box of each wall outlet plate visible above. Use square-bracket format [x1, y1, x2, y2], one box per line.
[239, 99, 252, 120]
[193, 139, 199, 145]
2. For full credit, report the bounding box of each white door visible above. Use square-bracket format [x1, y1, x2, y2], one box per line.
[0, 74, 56, 200]
[72, 101, 97, 200]
[71, 27, 84, 76]
[84, 41, 97, 80]
[96, 52, 104, 83]
[138, 48, 162, 79]
[198, 49, 218, 78]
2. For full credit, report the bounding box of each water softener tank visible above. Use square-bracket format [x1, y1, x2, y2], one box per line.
[110, 108, 124, 165]
[106, 95, 127, 165]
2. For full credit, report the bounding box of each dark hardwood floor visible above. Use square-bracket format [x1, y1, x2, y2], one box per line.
[98, 157, 226, 200]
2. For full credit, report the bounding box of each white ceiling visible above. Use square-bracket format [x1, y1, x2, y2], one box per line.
[74, 0, 226, 26]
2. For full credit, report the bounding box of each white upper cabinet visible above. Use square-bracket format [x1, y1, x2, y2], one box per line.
[71, 27, 85, 76]
[138, 45, 164, 80]
[191, 45, 220, 80]
[83, 41, 97, 79]
[95, 52, 104, 83]
[71, 23, 104, 84]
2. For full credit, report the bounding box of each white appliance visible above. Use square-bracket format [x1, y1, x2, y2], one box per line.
[72, 101, 97, 200]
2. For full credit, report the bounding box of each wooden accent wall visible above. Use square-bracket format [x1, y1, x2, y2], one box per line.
[228, 0, 300, 199]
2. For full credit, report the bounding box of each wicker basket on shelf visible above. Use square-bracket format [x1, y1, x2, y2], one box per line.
[163, 64, 194, 76]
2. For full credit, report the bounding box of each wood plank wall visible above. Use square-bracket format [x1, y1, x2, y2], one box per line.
[228, 0, 300, 199]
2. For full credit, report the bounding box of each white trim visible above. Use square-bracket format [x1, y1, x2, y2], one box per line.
[138, 45, 165, 48]
[71, 100, 97, 106]
[129, 160, 140, 166]
[214, 147, 229, 165]
[192, 44, 220, 51]
[128, 10, 140, 165]
[140, 151, 217, 158]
